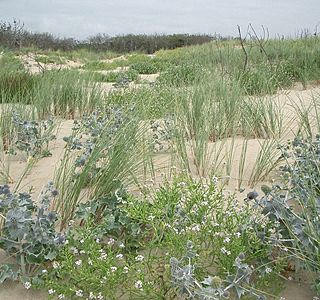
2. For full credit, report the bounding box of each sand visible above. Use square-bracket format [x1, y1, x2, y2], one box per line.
[19, 54, 83, 74]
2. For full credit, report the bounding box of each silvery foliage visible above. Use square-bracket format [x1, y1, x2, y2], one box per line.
[11, 111, 56, 158]
[170, 241, 264, 300]
[113, 75, 131, 88]
[63, 107, 129, 169]
[0, 182, 64, 283]
[247, 135, 320, 270]
[75, 186, 142, 245]
[149, 118, 174, 152]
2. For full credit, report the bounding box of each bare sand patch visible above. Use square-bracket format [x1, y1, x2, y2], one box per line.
[19, 54, 83, 74]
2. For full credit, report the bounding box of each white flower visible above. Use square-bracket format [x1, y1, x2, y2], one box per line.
[75, 259, 82, 266]
[42, 269, 48, 274]
[97, 293, 104, 300]
[68, 220, 75, 226]
[116, 253, 123, 260]
[96, 238, 100, 243]
[88, 258, 93, 265]
[211, 176, 218, 184]
[266, 267, 272, 274]
[98, 251, 107, 260]
[75, 289, 83, 297]
[191, 224, 200, 232]
[23, 282, 31, 289]
[235, 232, 241, 238]
[107, 238, 115, 246]
[123, 266, 129, 273]
[147, 215, 155, 221]
[119, 243, 125, 248]
[58, 294, 65, 299]
[220, 247, 227, 254]
[52, 261, 60, 269]
[80, 239, 84, 244]
[110, 266, 117, 272]
[48, 289, 55, 295]
[135, 255, 144, 262]
[89, 292, 96, 299]
[70, 247, 79, 255]
[134, 280, 143, 290]
[80, 250, 86, 254]
[224, 237, 231, 243]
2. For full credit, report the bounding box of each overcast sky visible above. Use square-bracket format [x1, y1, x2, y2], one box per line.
[1, 0, 319, 39]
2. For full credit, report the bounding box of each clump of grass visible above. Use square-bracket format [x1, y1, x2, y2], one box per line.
[34, 54, 66, 65]
[82, 59, 128, 71]
[92, 69, 139, 83]
[106, 85, 183, 119]
[156, 63, 205, 87]
[32, 70, 103, 118]
[0, 54, 40, 104]
[129, 59, 171, 74]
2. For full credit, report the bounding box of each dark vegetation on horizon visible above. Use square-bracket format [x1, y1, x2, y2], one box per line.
[0, 20, 219, 53]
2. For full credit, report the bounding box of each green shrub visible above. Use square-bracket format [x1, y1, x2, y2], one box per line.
[106, 85, 182, 119]
[36, 176, 282, 299]
[156, 63, 204, 87]
[93, 69, 139, 83]
[82, 59, 128, 71]
[34, 55, 66, 65]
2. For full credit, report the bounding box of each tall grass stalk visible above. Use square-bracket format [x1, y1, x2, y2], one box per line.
[238, 138, 248, 189]
[249, 139, 283, 187]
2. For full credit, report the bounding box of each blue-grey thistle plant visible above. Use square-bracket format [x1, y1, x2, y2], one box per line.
[11, 111, 56, 159]
[170, 243, 262, 299]
[247, 135, 320, 294]
[0, 183, 63, 283]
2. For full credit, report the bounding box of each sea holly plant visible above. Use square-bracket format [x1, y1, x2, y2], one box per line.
[0, 182, 64, 284]
[149, 118, 174, 152]
[75, 185, 144, 247]
[170, 241, 265, 300]
[245, 135, 320, 295]
[63, 106, 131, 171]
[11, 111, 56, 159]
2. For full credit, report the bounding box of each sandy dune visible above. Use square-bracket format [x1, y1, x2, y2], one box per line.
[1, 78, 320, 298]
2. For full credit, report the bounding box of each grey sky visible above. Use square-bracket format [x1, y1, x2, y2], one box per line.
[0, 0, 319, 39]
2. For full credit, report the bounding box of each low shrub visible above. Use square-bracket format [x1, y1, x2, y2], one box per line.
[129, 59, 171, 74]
[33, 176, 283, 299]
[106, 85, 182, 119]
[0, 172, 286, 299]
[34, 55, 66, 65]
[156, 63, 204, 87]
[82, 59, 128, 71]
[92, 69, 139, 83]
